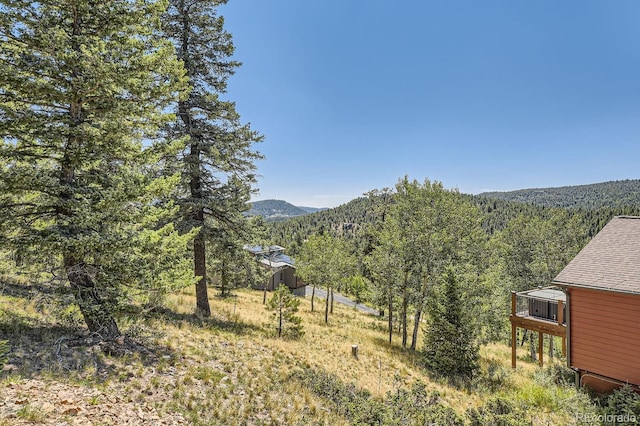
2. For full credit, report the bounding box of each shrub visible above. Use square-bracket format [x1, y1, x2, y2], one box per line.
[467, 395, 530, 426]
[293, 368, 464, 425]
[541, 360, 575, 386]
[0, 339, 8, 370]
[292, 368, 385, 425]
[474, 359, 513, 392]
[600, 384, 640, 425]
[384, 381, 464, 426]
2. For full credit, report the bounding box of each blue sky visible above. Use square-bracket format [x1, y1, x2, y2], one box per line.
[222, 0, 640, 208]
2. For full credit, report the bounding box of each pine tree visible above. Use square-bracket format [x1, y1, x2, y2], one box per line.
[0, 0, 188, 338]
[423, 267, 479, 380]
[162, 0, 263, 317]
[267, 284, 303, 338]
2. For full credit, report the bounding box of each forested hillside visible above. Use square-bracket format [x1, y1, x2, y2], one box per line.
[480, 179, 640, 209]
[246, 199, 312, 221]
[268, 180, 640, 254]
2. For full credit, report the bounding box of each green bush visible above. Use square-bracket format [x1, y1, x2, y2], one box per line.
[600, 385, 640, 425]
[293, 368, 464, 425]
[541, 360, 575, 386]
[292, 368, 384, 424]
[467, 396, 530, 426]
[474, 359, 513, 392]
[0, 339, 9, 370]
[384, 381, 464, 425]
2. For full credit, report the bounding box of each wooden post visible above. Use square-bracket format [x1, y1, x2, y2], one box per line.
[538, 332, 544, 366]
[511, 292, 517, 369]
[559, 299, 566, 357]
[351, 345, 359, 359]
[558, 300, 563, 325]
[512, 323, 517, 369]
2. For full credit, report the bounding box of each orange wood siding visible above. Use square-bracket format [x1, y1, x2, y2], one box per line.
[569, 288, 640, 386]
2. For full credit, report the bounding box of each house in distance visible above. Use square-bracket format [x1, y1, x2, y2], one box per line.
[244, 245, 306, 294]
[511, 216, 640, 393]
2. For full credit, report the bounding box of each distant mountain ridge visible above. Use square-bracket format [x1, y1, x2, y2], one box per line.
[247, 199, 327, 221]
[298, 206, 328, 214]
[479, 179, 640, 209]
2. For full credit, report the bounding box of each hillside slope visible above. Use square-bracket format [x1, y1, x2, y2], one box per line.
[0, 284, 597, 425]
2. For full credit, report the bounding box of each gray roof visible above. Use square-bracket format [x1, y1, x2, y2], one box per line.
[244, 244, 295, 269]
[552, 216, 640, 294]
[521, 288, 566, 302]
[244, 245, 285, 255]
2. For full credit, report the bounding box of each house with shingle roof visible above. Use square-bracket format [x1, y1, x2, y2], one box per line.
[244, 245, 305, 292]
[551, 216, 640, 393]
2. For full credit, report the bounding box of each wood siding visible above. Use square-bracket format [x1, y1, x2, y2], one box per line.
[569, 287, 640, 386]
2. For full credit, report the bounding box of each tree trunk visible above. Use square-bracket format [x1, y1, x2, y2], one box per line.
[278, 300, 283, 337]
[311, 284, 316, 311]
[410, 275, 430, 351]
[65, 257, 120, 339]
[549, 335, 554, 360]
[388, 291, 393, 344]
[262, 275, 268, 304]
[221, 262, 227, 296]
[193, 231, 210, 317]
[61, 14, 121, 340]
[61, 50, 121, 337]
[324, 285, 330, 323]
[330, 287, 334, 314]
[529, 331, 536, 361]
[184, 87, 211, 317]
[401, 271, 409, 348]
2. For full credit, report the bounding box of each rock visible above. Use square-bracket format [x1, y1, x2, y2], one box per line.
[62, 407, 80, 416]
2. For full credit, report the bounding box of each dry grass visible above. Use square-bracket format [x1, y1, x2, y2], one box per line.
[0, 283, 595, 424]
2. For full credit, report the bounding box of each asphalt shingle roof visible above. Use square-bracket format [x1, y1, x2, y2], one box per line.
[552, 216, 640, 294]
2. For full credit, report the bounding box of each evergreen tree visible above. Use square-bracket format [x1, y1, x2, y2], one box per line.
[423, 267, 479, 380]
[267, 284, 303, 338]
[0, 0, 189, 338]
[162, 0, 263, 317]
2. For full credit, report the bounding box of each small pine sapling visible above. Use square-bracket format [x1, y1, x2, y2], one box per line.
[267, 284, 304, 339]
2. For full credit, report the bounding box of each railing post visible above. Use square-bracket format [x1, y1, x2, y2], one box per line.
[511, 291, 516, 315]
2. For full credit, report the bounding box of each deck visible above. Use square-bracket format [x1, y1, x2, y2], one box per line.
[510, 287, 567, 368]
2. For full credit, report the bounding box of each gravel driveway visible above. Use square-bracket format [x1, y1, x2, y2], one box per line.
[301, 286, 379, 315]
